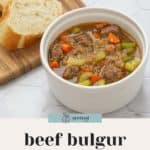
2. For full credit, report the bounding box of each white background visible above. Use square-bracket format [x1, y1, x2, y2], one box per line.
[0, 0, 150, 117]
[0, 119, 150, 149]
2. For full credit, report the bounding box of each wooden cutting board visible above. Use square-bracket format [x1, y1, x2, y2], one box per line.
[0, 0, 85, 85]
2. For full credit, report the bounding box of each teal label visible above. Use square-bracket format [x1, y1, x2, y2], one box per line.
[48, 113, 102, 123]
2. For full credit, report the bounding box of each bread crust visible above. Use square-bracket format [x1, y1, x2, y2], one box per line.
[0, 0, 12, 22]
[0, 25, 21, 50]
[23, 34, 41, 48]
[0, 0, 63, 50]
[0, 0, 20, 50]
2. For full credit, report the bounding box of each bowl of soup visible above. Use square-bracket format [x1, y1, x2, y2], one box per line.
[40, 8, 149, 113]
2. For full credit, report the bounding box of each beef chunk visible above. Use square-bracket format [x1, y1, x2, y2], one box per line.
[63, 66, 80, 79]
[102, 63, 125, 83]
[74, 33, 92, 47]
[101, 25, 120, 34]
[51, 49, 63, 61]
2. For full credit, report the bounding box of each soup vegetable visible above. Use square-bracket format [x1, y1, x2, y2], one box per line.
[48, 22, 142, 86]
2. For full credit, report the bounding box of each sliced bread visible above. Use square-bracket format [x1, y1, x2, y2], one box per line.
[0, 0, 63, 50]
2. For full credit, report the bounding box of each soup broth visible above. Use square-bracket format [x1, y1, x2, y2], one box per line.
[48, 22, 142, 86]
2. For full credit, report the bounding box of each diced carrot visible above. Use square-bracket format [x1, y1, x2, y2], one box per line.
[108, 32, 120, 44]
[90, 74, 101, 83]
[61, 43, 72, 53]
[93, 32, 100, 39]
[60, 34, 69, 42]
[82, 67, 92, 72]
[50, 60, 59, 69]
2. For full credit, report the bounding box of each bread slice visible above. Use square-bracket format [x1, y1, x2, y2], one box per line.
[0, 0, 63, 50]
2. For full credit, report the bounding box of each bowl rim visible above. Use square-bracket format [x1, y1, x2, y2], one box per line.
[40, 7, 149, 90]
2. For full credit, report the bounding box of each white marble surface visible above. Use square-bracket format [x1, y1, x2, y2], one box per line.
[0, 0, 150, 118]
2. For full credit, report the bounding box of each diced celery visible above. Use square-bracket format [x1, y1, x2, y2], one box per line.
[95, 51, 106, 62]
[126, 48, 136, 54]
[123, 55, 134, 62]
[97, 79, 106, 85]
[121, 42, 136, 54]
[78, 80, 92, 86]
[121, 42, 136, 49]
[72, 27, 81, 34]
[67, 57, 86, 66]
[78, 72, 93, 83]
[125, 57, 141, 72]
[125, 62, 135, 72]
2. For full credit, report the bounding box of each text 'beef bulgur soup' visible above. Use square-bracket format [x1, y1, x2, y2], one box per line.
[48, 22, 142, 86]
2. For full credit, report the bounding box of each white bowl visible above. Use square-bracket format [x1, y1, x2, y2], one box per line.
[40, 8, 149, 113]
